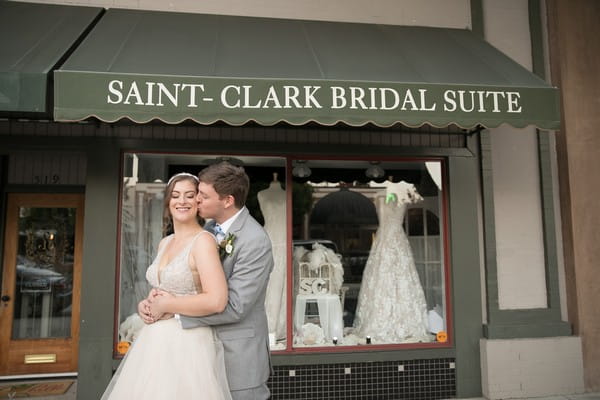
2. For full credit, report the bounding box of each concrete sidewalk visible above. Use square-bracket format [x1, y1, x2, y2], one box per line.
[461, 393, 600, 400]
[461, 395, 600, 400]
[2, 378, 599, 399]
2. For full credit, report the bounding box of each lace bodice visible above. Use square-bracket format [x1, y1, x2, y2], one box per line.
[378, 201, 408, 240]
[146, 232, 212, 296]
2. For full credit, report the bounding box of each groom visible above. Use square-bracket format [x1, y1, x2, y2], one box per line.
[188, 161, 273, 399]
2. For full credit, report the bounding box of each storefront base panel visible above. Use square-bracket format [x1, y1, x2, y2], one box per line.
[268, 358, 456, 399]
[480, 337, 584, 399]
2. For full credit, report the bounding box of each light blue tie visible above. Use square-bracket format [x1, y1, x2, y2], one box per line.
[215, 224, 225, 241]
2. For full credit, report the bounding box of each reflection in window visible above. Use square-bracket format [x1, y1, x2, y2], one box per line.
[13, 207, 76, 339]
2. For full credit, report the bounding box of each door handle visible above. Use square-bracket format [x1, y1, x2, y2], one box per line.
[1, 295, 10, 302]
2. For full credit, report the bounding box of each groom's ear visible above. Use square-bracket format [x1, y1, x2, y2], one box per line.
[223, 194, 236, 209]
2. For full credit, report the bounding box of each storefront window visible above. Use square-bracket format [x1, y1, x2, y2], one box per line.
[116, 153, 448, 353]
[117, 153, 288, 350]
[291, 159, 447, 347]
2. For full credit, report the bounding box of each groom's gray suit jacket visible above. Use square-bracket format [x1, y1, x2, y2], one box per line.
[181, 207, 274, 393]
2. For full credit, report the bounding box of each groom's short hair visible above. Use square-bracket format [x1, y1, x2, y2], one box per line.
[198, 161, 249, 208]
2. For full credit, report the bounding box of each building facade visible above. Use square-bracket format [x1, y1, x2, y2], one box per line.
[0, 0, 597, 399]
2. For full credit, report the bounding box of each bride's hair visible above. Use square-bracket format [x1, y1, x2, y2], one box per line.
[162, 173, 204, 235]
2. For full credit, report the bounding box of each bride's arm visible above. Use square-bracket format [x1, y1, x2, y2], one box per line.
[148, 234, 228, 318]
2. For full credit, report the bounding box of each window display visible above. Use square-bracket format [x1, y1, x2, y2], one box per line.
[291, 160, 447, 347]
[116, 153, 448, 354]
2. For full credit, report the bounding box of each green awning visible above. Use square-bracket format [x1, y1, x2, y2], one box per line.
[54, 9, 560, 130]
[0, 2, 102, 114]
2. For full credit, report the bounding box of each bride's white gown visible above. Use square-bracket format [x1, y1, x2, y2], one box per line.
[353, 195, 431, 344]
[102, 233, 231, 400]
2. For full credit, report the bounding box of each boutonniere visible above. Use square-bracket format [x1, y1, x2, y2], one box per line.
[218, 233, 236, 258]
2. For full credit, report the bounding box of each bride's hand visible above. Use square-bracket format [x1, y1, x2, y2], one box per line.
[148, 292, 174, 320]
[148, 287, 163, 299]
[158, 312, 174, 321]
[139, 288, 168, 323]
[137, 298, 154, 324]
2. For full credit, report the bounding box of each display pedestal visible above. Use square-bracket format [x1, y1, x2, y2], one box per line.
[294, 293, 343, 340]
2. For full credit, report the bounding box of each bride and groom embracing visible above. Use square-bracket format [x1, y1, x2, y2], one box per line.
[102, 162, 274, 400]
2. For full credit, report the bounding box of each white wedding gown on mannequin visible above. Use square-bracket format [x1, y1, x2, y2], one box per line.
[259, 181, 287, 341]
[353, 182, 431, 343]
[101, 233, 231, 400]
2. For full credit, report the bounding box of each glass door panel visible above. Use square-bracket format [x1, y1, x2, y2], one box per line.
[0, 193, 83, 375]
[13, 206, 76, 339]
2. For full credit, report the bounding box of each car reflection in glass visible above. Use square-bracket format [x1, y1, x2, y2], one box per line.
[16, 255, 73, 316]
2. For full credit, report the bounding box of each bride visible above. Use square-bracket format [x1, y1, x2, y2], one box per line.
[102, 173, 232, 400]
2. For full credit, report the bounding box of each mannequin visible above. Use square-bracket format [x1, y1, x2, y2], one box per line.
[353, 179, 431, 343]
[258, 172, 287, 341]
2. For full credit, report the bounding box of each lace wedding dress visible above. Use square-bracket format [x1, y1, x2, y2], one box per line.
[353, 186, 431, 344]
[101, 232, 232, 400]
[259, 182, 287, 341]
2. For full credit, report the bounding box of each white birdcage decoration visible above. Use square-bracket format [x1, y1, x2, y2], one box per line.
[298, 261, 332, 295]
[293, 243, 346, 342]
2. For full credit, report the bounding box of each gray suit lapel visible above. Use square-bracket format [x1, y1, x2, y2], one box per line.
[229, 207, 249, 234]
[219, 208, 248, 277]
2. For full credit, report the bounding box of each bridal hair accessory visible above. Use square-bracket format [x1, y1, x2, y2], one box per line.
[167, 172, 199, 185]
[218, 233, 236, 258]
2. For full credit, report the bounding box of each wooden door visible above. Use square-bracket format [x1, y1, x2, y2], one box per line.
[0, 193, 84, 375]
